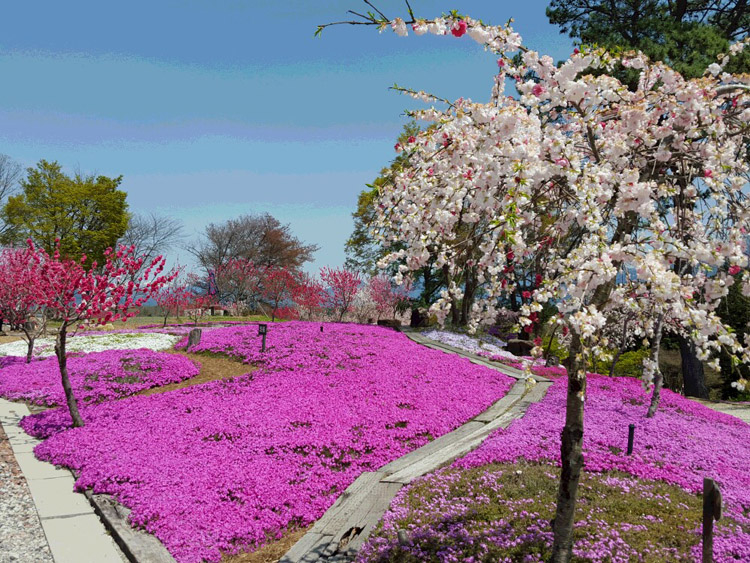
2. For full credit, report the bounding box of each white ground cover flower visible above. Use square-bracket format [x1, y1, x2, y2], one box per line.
[423, 330, 507, 355]
[0, 332, 180, 358]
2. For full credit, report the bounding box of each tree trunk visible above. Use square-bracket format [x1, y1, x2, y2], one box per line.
[647, 314, 665, 418]
[551, 333, 587, 562]
[55, 327, 84, 428]
[450, 300, 460, 326]
[680, 336, 708, 398]
[26, 336, 34, 364]
[608, 314, 632, 377]
[22, 321, 38, 364]
[163, 314, 168, 328]
[460, 269, 478, 326]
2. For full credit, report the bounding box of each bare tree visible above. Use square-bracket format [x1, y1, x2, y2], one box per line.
[0, 155, 23, 239]
[189, 212, 318, 278]
[120, 213, 184, 267]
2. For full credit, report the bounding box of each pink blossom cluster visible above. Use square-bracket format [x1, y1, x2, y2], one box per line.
[21, 322, 513, 563]
[0, 349, 199, 406]
[454, 375, 750, 560]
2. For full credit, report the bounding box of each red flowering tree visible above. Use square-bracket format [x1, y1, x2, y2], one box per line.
[184, 273, 214, 325]
[154, 281, 192, 327]
[368, 274, 412, 321]
[185, 293, 213, 325]
[320, 266, 361, 321]
[0, 246, 46, 363]
[294, 273, 325, 320]
[215, 258, 265, 314]
[33, 241, 175, 427]
[260, 266, 297, 322]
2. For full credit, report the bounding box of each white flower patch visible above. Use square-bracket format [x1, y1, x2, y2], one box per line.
[0, 332, 181, 358]
[423, 329, 507, 355]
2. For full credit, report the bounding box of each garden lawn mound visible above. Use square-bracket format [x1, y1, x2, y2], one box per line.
[20, 322, 515, 563]
[358, 461, 706, 562]
[137, 351, 255, 397]
[362, 374, 750, 561]
[0, 349, 200, 406]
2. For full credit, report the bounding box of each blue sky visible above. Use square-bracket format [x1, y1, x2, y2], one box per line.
[0, 1, 573, 274]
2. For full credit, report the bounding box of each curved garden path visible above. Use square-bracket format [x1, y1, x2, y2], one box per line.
[281, 331, 552, 563]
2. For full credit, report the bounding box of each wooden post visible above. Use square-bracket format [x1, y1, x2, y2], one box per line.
[627, 424, 635, 455]
[187, 328, 202, 349]
[703, 478, 722, 563]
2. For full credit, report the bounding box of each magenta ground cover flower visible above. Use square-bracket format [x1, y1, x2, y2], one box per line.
[453, 375, 750, 560]
[0, 349, 199, 406]
[20, 322, 514, 563]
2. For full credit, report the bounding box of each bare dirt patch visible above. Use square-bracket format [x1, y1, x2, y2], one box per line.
[0, 334, 24, 345]
[221, 527, 309, 563]
[136, 351, 256, 397]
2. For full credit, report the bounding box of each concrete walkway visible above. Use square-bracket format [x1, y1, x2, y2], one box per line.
[692, 398, 750, 425]
[0, 399, 126, 563]
[281, 331, 551, 563]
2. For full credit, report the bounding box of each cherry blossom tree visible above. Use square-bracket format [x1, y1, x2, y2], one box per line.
[323, 7, 750, 561]
[351, 285, 377, 323]
[320, 266, 361, 321]
[0, 246, 46, 362]
[32, 241, 175, 427]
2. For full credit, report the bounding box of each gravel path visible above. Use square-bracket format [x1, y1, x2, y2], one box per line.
[0, 425, 53, 563]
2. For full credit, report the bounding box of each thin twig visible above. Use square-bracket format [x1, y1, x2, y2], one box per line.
[363, 0, 389, 22]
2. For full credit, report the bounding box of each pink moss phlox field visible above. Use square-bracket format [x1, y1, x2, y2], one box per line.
[456, 375, 750, 560]
[0, 349, 199, 406]
[22, 322, 514, 563]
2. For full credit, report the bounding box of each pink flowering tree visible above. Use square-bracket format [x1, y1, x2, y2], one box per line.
[320, 266, 361, 321]
[294, 272, 325, 320]
[323, 7, 750, 561]
[260, 266, 297, 322]
[33, 241, 175, 427]
[0, 246, 47, 363]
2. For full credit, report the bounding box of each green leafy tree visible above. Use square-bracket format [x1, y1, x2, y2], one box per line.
[345, 121, 421, 276]
[547, 0, 750, 79]
[0, 154, 22, 240]
[1, 160, 129, 266]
